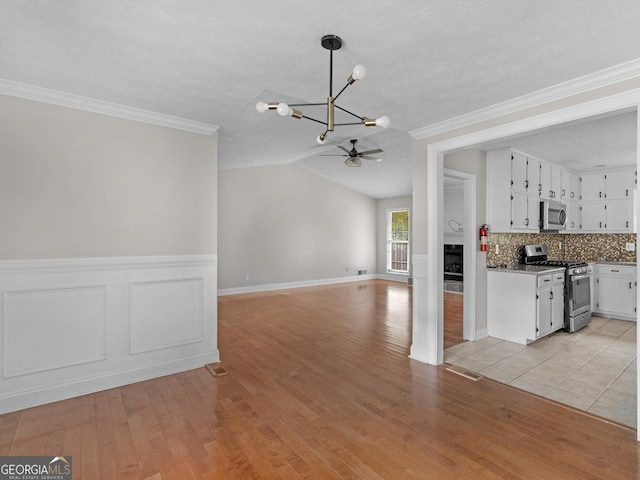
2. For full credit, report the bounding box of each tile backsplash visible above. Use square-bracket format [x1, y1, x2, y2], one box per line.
[487, 233, 637, 266]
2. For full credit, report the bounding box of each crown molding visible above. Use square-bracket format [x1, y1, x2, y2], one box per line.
[0, 79, 219, 135]
[409, 57, 640, 140]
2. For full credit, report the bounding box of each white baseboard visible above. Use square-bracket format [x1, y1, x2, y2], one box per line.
[217, 274, 381, 296]
[0, 255, 217, 415]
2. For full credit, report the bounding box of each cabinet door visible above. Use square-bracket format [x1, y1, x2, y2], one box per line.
[580, 203, 605, 231]
[551, 283, 565, 331]
[540, 162, 552, 200]
[566, 201, 580, 231]
[605, 200, 633, 231]
[580, 173, 605, 201]
[551, 164, 562, 200]
[570, 173, 580, 201]
[511, 151, 528, 193]
[511, 192, 529, 229]
[527, 156, 541, 195]
[606, 169, 634, 200]
[537, 286, 552, 338]
[560, 169, 572, 201]
[597, 275, 636, 317]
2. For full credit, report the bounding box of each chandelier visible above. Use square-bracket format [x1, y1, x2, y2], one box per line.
[256, 34, 390, 145]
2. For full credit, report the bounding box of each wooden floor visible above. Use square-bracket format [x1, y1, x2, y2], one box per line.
[444, 291, 464, 348]
[1, 279, 638, 479]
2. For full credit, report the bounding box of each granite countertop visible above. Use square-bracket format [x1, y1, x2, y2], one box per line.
[486, 264, 565, 275]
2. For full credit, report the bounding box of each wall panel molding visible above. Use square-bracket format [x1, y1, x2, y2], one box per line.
[0, 255, 218, 414]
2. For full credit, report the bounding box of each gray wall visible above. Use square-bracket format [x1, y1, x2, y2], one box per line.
[218, 164, 377, 289]
[0, 95, 217, 259]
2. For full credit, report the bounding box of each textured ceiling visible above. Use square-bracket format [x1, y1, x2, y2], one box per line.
[2, 1, 640, 198]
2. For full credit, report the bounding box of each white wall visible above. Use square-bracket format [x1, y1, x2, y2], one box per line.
[0, 95, 218, 413]
[218, 164, 377, 291]
[443, 185, 464, 245]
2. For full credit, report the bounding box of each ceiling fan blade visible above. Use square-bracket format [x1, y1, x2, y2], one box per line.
[337, 145, 351, 154]
[358, 148, 383, 156]
[320, 154, 348, 157]
[360, 155, 382, 161]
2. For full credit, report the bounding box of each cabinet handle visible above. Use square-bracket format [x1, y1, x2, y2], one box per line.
[626, 221, 629, 228]
[525, 218, 529, 226]
[538, 184, 542, 192]
[525, 180, 529, 189]
[571, 192, 574, 198]
[599, 222, 602, 228]
[626, 189, 629, 197]
[611, 269, 620, 272]
[562, 189, 565, 197]
[599, 192, 602, 198]
[629, 282, 633, 289]
[550, 291, 554, 299]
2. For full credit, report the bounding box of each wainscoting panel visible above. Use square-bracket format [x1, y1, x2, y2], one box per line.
[130, 278, 203, 354]
[0, 255, 218, 415]
[2, 285, 106, 377]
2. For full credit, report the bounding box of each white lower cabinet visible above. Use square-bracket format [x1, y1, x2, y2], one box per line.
[488, 269, 565, 345]
[594, 264, 637, 320]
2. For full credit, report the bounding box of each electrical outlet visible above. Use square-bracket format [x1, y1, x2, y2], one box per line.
[495, 244, 500, 254]
[244, 273, 249, 281]
[626, 242, 636, 252]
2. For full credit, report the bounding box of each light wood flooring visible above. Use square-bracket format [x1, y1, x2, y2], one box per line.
[1, 279, 639, 479]
[444, 291, 464, 348]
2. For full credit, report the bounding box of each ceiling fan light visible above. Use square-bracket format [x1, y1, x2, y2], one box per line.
[276, 102, 290, 116]
[256, 101, 269, 113]
[345, 157, 362, 167]
[352, 64, 367, 81]
[375, 115, 391, 128]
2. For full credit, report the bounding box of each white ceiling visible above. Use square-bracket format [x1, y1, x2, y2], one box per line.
[2, 1, 640, 198]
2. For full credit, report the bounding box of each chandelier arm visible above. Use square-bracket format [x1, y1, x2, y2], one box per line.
[333, 122, 368, 126]
[300, 115, 328, 126]
[287, 102, 328, 107]
[333, 104, 366, 121]
[332, 83, 352, 102]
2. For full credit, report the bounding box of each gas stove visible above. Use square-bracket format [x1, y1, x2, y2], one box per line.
[520, 244, 592, 332]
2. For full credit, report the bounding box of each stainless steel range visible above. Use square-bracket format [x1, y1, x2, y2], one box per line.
[521, 244, 592, 332]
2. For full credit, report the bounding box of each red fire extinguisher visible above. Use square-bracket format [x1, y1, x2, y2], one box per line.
[479, 224, 488, 252]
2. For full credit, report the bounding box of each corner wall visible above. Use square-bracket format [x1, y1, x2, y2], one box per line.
[218, 164, 377, 292]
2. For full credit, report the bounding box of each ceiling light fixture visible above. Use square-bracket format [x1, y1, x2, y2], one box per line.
[256, 34, 390, 145]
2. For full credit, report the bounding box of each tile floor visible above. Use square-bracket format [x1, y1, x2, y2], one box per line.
[444, 315, 637, 428]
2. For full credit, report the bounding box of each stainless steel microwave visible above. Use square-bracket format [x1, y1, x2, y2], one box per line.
[540, 200, 567, 232]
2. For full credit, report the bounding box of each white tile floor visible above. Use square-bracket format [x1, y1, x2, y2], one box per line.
[444, 315, 637, 428]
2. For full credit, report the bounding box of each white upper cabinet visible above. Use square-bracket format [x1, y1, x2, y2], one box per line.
[540, 161, 562, 200]
[579, 167, 636, 233]
[605, 169, 635, 200]
[580, 172, 605, 201]
[560, 169, 580, 202]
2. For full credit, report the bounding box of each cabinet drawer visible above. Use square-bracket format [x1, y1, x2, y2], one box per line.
[597, 265, 635, 277]
[537, 274, 553, 287]
[553, 272, 565, 283]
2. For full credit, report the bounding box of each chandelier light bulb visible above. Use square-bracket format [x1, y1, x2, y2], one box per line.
[276, 102, 290, 116]
[352, 64, 367, 81]
[375, 115, 390, 128]
[256, 101, 269, 113]
[316, 133, 326, 145]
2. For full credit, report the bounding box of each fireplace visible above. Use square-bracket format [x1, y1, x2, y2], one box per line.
[444, 244, 463, 282]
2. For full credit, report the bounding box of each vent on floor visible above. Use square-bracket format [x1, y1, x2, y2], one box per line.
[205, 363, 228, 377]
[446, 365, 483, 381]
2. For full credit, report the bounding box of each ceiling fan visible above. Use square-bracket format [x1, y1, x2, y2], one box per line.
[321, 139, 384, 167]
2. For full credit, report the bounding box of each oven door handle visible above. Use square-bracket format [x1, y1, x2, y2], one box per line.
[571, 274, 591, 282]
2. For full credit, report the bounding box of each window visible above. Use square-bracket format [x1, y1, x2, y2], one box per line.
[387, 209, 409, 273]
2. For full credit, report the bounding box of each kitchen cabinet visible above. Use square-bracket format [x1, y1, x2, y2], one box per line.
[487, 268, 565, 345]
[540, 161, 562, 200]
[561, 170, 580, 202]
[594, 264, 637, 321]
[578, 167, 635, 233]
[487, 148, 542, 232]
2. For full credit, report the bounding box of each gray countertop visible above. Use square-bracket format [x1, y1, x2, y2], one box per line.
[595, 260, 636, 266]
[486, 264, 565, 275]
